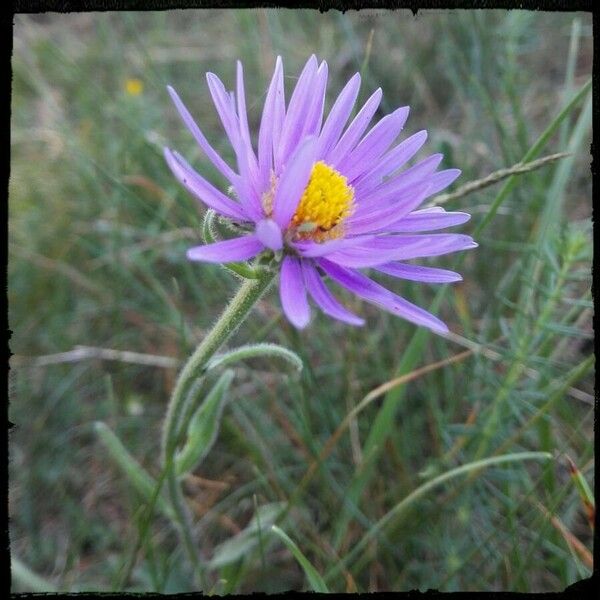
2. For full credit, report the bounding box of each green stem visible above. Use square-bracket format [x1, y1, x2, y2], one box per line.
[162, 270, 275, 460]
[165, 459, 207, 588]
[160, 268, 275, 587]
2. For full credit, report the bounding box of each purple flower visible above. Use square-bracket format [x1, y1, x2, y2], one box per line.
[164, 56, 477, 333]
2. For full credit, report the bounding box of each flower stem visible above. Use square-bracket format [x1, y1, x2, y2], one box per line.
[165, 459, 207, 587]
[160, 268, 275, 587]
[162, 270, 274, 458]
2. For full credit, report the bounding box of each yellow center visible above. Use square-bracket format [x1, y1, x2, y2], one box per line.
[291, 161, 354, 241]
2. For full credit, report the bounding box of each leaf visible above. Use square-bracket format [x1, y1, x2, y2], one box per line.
[94, 421, 174, 520]
[208, 502, 287, 569]
[11, 557, 57, 593]
[542, 322, 591, 338]
[205, 343, 303, 374]
[174, 369, 235, 476]
[270, 525, 329, 593]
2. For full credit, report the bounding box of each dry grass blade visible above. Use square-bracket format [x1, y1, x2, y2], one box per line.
[564, 454, 595, 531]
[11, 345, 180, 369]
[443, 331, 593, 405]
[534, 501, 593, 569]
[296, 348, 475, 494]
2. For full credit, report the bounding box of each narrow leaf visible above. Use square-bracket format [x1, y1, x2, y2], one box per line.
[206, 343, 303, 373]
[94, 421, 175, 520]
[175, 369, 235, 476]
[271, 525, 329, 593]
[11, 557, 57, 593]
[208, 502, 287, 569]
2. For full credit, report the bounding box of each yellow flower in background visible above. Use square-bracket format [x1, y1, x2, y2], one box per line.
[125, 78, 144, 96]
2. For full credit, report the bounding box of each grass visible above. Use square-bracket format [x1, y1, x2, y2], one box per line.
[9, 9, 593, 594]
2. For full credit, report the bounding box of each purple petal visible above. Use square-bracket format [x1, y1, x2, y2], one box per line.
[389, 211, 471, 232]
[302, 61, 329, 138]
[167, 86, 238, 185]
[293, 235, 376, 258]
[326, 87, 383, 167]
[234, 134, 264, 221]
[186, 235, 264, 263]
[364, 153, 444, 203]
[319, 260, 449, 333]
[279, 256, 310, 328]
[235, 62, 262, 199]
[271, 58, 286, 167]
[424, 169, 461, 196]
[255, 218, 283, 251]
[272, 136, 317, 229]
[258, 57, 283, 188]
[375, 262, 463, 283]
[206, 72, 242, 155]
[325, 234, 478, 267]
[316, 72, 361, 158]
[340, 106, 410, 182]
[164, 148, 248, 220]
[353, 130, 428, 193]
[348, 182, 433, 234]
[412, 206, 445, 213]
[275, 56, 318, 172]
[302, 261, 364, 326]
[236, 61, 254, 157]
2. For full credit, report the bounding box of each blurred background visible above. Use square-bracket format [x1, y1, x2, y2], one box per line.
[9, 9, 593, 593]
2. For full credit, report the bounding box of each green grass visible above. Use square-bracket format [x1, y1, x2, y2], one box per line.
[9, 9, 593, 594]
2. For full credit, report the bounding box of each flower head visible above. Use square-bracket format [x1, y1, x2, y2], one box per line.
[125, 77, 144, 96]
[164, 56, 476, 333]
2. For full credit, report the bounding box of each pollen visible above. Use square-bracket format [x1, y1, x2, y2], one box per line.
[291, 161, 354, 239]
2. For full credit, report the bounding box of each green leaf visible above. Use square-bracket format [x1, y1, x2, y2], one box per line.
[11, 557, 57, 593]
[208, 502, 287, 569]
[205, 343, 303, 374]
[174, 369, 235, 476]
[270, 525, 329, 593]
[94, 421, 174, 520]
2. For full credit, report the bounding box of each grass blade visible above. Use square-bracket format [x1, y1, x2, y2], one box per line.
[328, 451, 553, 579]
[474, 78, 591, 237]
[11, 557, 57, 593]
[270, 525, 329, 593]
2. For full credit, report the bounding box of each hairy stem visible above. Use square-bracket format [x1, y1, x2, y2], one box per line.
[160, 268, 275, 586]
[162, 270, 275, 460]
